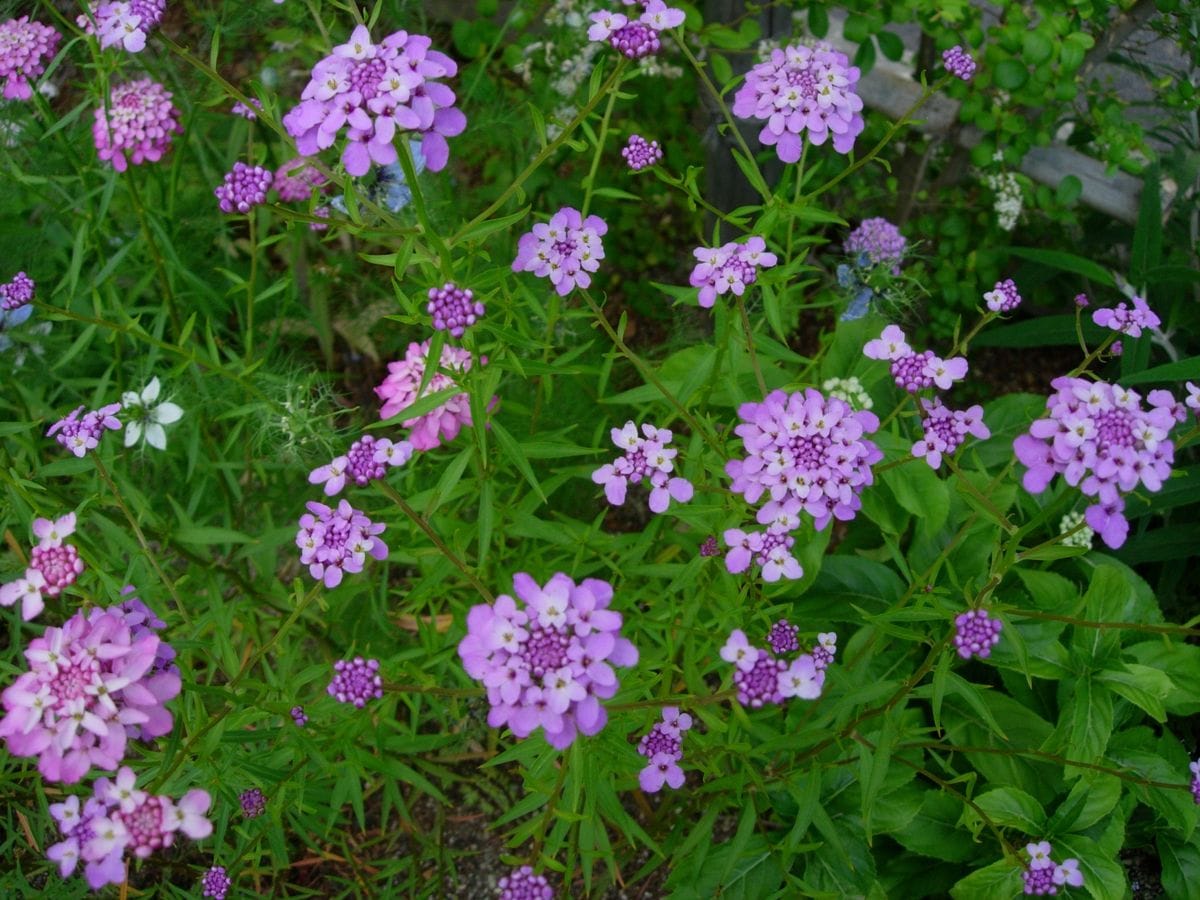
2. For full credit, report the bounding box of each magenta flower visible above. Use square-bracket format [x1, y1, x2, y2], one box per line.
[591, 421, 693, 513]
[0, 569, 46, 620]
[498, 866, 555, 900]
[1092, 295, 1161, 337]
[983, 278, 1022, 313]
[845, 218, 905, 273]
[0, 17, 60, 101]
[1013, 378, 1179, 549]
[458, 572, 638, 749]
[722, 525, 803, 582]
[327, 656, 384, 707]
[863, 325, 969, 394]
[0, 603, 181, 783]
[215, 161, 274, 214]
[513, 207, 608, 297]
[77, 1, 165, 53]
[622, 134, 662, 171]
[47, 403, 122, 457]
[375, 340, 489, 450]
[725, 388, 882, 531]
[732, 42, 864, 161]
[309, 434, 414, 496]
[282, 24, 465, 176]
[1, 512, 85, 619]
[942, 45, 976, 81]
[953, 609, 1002, 659]
[427, 282, 485, 337]
[911, 398, 990, 469]
[295, 499, 388, 588]
[272, 156, 327, 202]
[92, 78, 182, 172]
[1075, 293, 1090, 308]
[689, 235, 777, 308]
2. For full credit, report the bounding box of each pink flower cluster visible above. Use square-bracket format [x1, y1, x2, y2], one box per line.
[0, 602, 182, 783]
[953, 609, 1002, 660]
[92, 78, 183, 172]
[282, 24, 466, 176]
[1, 513, 85, 621]
[1014, 377, 1179, 549]
[77, 1, 165, 53]
[723, 525, 802, 582]
[427, 282, 485, 337]
[984, 278, 1022, 313]
[272, 157, 328, 202]
[214, 161, 274, 214]
[720, 629, 830, 708]
[309, 434, 414, 496]
[1022, 841, 1083, 895]
[942, 45, 976, 81]
[513, 207, 608, 297]
[732, 42, 864, 162]
[622, 134, 662, 171]
[1092, 295, 1160, 338]
[458, 572, 638, 749]
[0, 16, 60, 101]
[327, 657, 383, 707]
[864, 325, 969, 393]
[587, 3, 685, 59]
[375, 340, 488, 450]
[725, 388, 882, 533]
[591, 421, 693, 514]
[295, 499, 388, 588]
[47, 767, 211, 889]
[911, 398, 990, 469]
[689, 235, 777, 308]
[636, 706, 691, 792]
[47, 402, 122, 457]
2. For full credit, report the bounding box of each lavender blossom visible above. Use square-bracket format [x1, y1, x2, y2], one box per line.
[513, 207, 608, 297]
[215, 162, 274, 214]
[621, 134, 662, 171]
[689, 235, 777, 308]
[202, 865, 232, 899]
[239, 787, 266, 818]
[721, 630, 826, 708]
[953, 609, 1002, 659]
[427, 282, 485, 337]
[375, 341, 489, 450]
[92, 78, 183, 172]
[766, 620, 799, 655]
[588, 3, 684, 59]
[46, 403, 122, 457]
[983, 278, 1021, 313]
[498, 865, 554, 900]
[1, 513, 85, 620]
[863, 325, 969, 393]
[723, 526, 803, 582]
[942, 45, 976, 81]
[698, 536, 720, 557]
[0, 17, 60, 100]
[591, 421, 693, 514]
[1021, 841, 1084, 894]
[77, 1, 165, 53]
[911, 398, 990, 469]
[309, 434, 414, 495]
[0, 271, 34, 311]
[295, 499, 388, 588]
[290, 705, 308, 727]
[231, 97, 262, 119]
[327, 656, 384, 707]
[636, 706, 691, 792]
[810, 632, 837, 670]
[1189, 759, 1200, 805]
[1092, 296, 1160, 337]
[272, 157, 327, 202]
[845, 218, 905, 273]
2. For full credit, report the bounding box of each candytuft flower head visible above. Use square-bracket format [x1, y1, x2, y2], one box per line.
[1, 272, 35, 330]
[953, 608, 1002, 659]
[215, 161, 274, 214]
[309, 434, 414, 496]
[689, 236, 777, 308]
[458, 572, 638, 749]
[290, 705, 308, 727]
[328, 656, 383, 707]
[622, 134, 662, 170]
[589, 3, 683, 59]
[239, 787, 266, 818]
[231, 97, 262, 119]
[636, 706, 691, 792]
[732, 42, 864, 161]
[1, 512, 85, 619]
[272, 156, 327, 202]
[942, 45, 976, 80]
[1092, 296, 1160, 337]
[295, 499, 388, 588]
[1014, 377, 1179, 549]
[47, 766, 210, 890]
[47, 402, 122, 457]
[983, 278, 1021, 313]
[911, 398, 990, 469]
[591, 421, 693, 514]
[863, 324, 968, 393]
[121, 377, 183, 450]
[513, 207, 608, 297]
[375, 340, 490, 450]
[0, 603, 182, 783]
[282, 24, 466, 175]
[0, 17, 60, 100]
[427, 282, 485, 337]
[1020, 841, 1083, 895]
[77, 0, 166, 53]
[202, 865, 232, 899]
[93, 78, 183, 172]
[766, 620, 799, 655]
[498, 865, 555, 900]
[723, 525, 803, 582]
[845, 218, 905, 273]
[1189, 759, 1200, 805]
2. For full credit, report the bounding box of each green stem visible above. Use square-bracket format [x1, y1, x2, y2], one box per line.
[396, 138, 450, 275]
[581, 76, 622, 219]
[944, 455, 1017, 534]
[244, 210, 257, 363]
[736, 293, 767, 395]
[125, 170, 181, 336]
[1009, 608, 1200, 636]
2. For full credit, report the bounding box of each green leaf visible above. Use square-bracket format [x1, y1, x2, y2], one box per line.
[1009, 247, 1117, 286]
[808, 5, 829, 38]
[175, 526, 258, 545]
[453, 206, 531, 245]
[949, 858, 1023, 900]
[889, 793, 977, 862]
[1022, 30, 1054, 66]
[843, 14, 872, 43]
[1046, 773, 1121, 835]
[1127, 641, 1200, 715]
[369, 388, 460, 431]
[1131, 166, 1162, 285]
[1056, 174, 1083, 206]
[881, 461, 949, 533]
[1119, 354, 1200, 385]
[974, 786, 1046, 832]
[1055, 834, 1127, 900]
[876, 30, 905, 62]
[1062, 676, 1113, 768]
[490, 420, 547, 504]
[710, 52, 733, 87]
[993, 59, 1029, 90]
[1158, 836, 1200, 900]
[1096, 664, 1171, 722]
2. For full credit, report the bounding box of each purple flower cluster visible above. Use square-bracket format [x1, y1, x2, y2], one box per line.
[723, 525, 802, 582]
[984, 278, 1022, 313]
[725, 387, 883, 532]
[588, 3, 684, 59]
[1074, 293, 1089, 308]
[1189, 759, 1200, 805]
[1022, 841, 1083, 895]
[942, 45, 976, 81]
[591, 421, 693, 514]
[513, 206, 608, 297]
[864, 325, 969, 393]
[427, 282, 485, 337]
[689, 235, 777, 308]
[766, 619, 799, 654]
[47, 767, 211, 889]
[1092, 296, 1160, 338]
[375, 340, 488, 450]
[498, 865, 555, 900]
[295, 499, 388, 588]
[811, 632, 837, 670]
[1187, 382, 1200, 417]
[202, 865, 232, 899]
[0, 602, 181, 783]
[912, 398, 990, 469]
[239, 786, 266, 818]
[720, 629, 826, 708]
[327, 657, 383, 707]
[636, 706, 691, 792]
[622, 134, 662, 171]
[458, 572, 638, 749]
[92, 78, 183, 172]
[845, 218, 906, 273]
[698, 535, 720, 557]
[309, 434, 414, 495]
[953, 609, 1002, 659]
[0, 16, 60, 101]
[283, 24, 466, 176]
[1014, 377, 1179, 548]
[231, 97, 262, 119]
[291, 705, 308, 727]
[215, 161, 274, 214]
[272, 157, 327, 202]
[732, 42, 864, 162]
[47, 403, 122, 457]
[77, 1, 165, 53]
[1, 513, 85, 621]
[1, 270, 34, 310]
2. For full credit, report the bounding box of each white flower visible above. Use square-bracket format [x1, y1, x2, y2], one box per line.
[121, 377, 183, 450]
